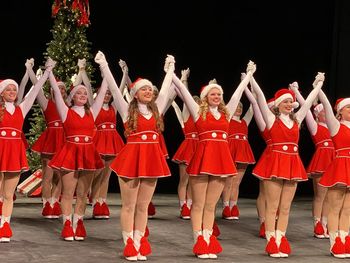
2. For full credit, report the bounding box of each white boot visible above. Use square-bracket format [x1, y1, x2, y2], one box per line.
[321, 216, 329, 238]
[134, 230, 147, 261]
[329, 231, 346, 258]
[203, 229, 217, 259]
[122, 231, 137, 261]
[193, 230, 209, 259]
[265, 231, 280, 258]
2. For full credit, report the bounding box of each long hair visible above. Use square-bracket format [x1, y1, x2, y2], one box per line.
[125, 99, 164, 137]
[70, 98, 91, 115]
[198, 98, 230, 120]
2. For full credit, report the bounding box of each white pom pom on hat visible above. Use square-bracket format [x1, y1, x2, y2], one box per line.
[200, 83, 223, 100]
[274, 88, 299, 109]
[129, 78, 153, 98]
[0, 79, 18, 94]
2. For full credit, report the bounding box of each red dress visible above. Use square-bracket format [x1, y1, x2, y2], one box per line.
[0, 106, 28, 172]
[159, 133, 169, 159]
[228, 119, 255, 164]
[93, 106, 124, 157]
[187, 112, 237, 177]
[110, 114, 170, 179]
[31, 100, 66, 155]
[252, 128, 272, 179]
[172, 117, 198, 165]
[49, 109, 104, 171]
[306, 124, 335, 176]
[257, 119, 308, 181]
[319, 124, 350, 187]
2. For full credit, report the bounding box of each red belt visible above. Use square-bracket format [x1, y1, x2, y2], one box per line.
[47, 120, 63, 128]
[0, 127, 22, 139]
[336, 148, 350, 157]
[198, 130, 228, 142]
[97, 122, 116, 131]
[66, 135, 93, 143]
[185, 132, 199, 140]
[315, 139, 334, 149]
[228, 133, 248, 140]
[271, 143, 299, 154]
[127, 131, 159, 144]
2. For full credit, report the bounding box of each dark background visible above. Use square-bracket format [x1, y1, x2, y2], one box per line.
[0, 1, 349, 198]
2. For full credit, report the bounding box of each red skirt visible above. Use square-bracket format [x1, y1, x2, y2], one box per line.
[172, 138, 198, 165]
[187, 139, 237, 177]
[319, 156, 350, 188]
[0, 137, 28, 172]
[110, 132, 170, 179]
[31, 127, 65, 155]
[49, 138, 104, 171]
[93, 129, 125, 157]
[228, 137, 255, 164]
[307, 147, 335, 176]
[252, 146, 272, 179]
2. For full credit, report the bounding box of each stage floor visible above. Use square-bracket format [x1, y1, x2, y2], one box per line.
[0, 193, 341, 262]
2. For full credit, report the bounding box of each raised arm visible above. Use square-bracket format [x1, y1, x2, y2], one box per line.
[77, 58, 94, 105]
[318, 90, 339, 136]
[226, 61, 256, 119]
[19, 59, 52, 117]
[95, 51, 129, 122]
[90, 78, 108, 120]
[17, 58, 33, 104]
[48, 70, 69, 122]
[155, 55, 176, 115]
[244, 87, 266, 131]
[295, 73, 325, 123]
[250, 76, 275, 129]
[289, 81, 317, 135]
[242, 104, 254, 125]
[118, 59, 133, 96]
[171, 100, 184, 128]
[172, 73, 199, 121]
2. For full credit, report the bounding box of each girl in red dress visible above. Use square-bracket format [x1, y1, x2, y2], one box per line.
[290, 82, 334, 239]
[171, 60, 256, 259]
[48, 59, 107, 242]
[251, 72, 325, 257]
[27, 61, 67, 219]
[0, 58, 52, 242]
[318, 91, 350, 258]
[221, 74, 255, 220]
[244, 85, 275, 238]
[96, 51, 175, 261]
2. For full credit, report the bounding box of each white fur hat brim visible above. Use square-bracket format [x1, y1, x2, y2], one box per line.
[0, 79, 18, 94]
[200, 84, 223, 100]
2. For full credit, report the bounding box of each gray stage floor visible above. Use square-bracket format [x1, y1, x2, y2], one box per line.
[0, 193, 341, 263]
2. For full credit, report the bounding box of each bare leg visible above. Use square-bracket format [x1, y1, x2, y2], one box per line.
[1, 172, 20, 217]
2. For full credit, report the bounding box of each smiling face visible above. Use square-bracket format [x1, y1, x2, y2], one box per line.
[135, 85, 153, 103]
[103, 89, 112, 104]
[278, 98, 293, 114]
[1, 84, 17, 102]
[206, 88, 222, 107]
[72, 87, 88, 106]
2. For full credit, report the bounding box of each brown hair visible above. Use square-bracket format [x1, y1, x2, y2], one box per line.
[272, 107, 299, 124]
[125, 99, 164, 136]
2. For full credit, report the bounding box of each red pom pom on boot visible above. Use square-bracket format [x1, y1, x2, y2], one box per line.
[123, 237, 138, 260]
[314, 221, 325, 238]
[0, 222, 12, 242]
[139, 236, 152, 256]
[265, 236, 280, 258]
[193, 235, 209, 259]
[259, 222, 266, 238]
[212, 221, 221, 237]
[61, 220, 74, 241]
[74, 219, 87, 241]
[331, 237, 346, 258]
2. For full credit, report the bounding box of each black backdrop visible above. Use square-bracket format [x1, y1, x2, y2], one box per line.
[0, 1, 349, 197]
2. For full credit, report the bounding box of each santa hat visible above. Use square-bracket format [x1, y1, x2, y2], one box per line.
[313, 103, 324, 117]
[55, 78, 66, 88]
[129, 78, 153, 98]
[67, 84, 88, 101]
[334, 98, 350, 113]
[200, 83, 223, 100]
[274, 88, 299, 108]
[267, 98, 275, 109]
[0, 79, 18, 94]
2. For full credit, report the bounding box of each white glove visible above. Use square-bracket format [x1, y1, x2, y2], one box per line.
[36, 68, 43, 78]
[78, 58, 86, 69]
[240, 72, 247, 81]
[313, 72, 325, 87]
[119, 59, 128, 73]
[164, 54, 175, 72]
[180, 68, 190, 82]
[246, 60, 256, 74]
[45, 57, 56, 71]
[94, 51, 108, 67]
[25, 58, 34, 69]
[289, 81, 299, 91]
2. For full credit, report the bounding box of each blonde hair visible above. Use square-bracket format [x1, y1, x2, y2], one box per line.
[198, 98, 230, 120]
[125, 99, 164, 137]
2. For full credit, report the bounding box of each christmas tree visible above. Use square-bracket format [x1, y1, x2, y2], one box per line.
[27, 0, 94, 170]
